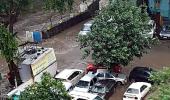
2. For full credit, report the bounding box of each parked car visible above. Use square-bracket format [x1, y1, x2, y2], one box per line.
[129, 66, 154, 83]
[55, 69, 84, 91]
[95, 69, 127, 85]
[79, 20, 93, 35]
[123, 82, 151, 100]
[159, 24, 170, 39]
[72, 72, 98, 92]
[90, 79, 116, 100]
[69, 91, 103, 100]
[145, 20, 156, 38]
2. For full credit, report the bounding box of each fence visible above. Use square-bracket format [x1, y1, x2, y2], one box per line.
[43, 0, 99, 39]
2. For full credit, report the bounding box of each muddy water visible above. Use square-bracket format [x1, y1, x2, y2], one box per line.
[1, 18, 170, 99]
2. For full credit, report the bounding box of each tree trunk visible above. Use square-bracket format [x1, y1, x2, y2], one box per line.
[8, 60, 22, 86]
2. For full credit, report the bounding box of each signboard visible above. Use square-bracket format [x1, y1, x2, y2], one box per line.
[31, 48, 56, 76]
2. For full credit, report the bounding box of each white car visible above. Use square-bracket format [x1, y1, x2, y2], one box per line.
[79, 20, 93, 35]
[143, 20, 156, 38]
[69, 91, 103, 100]
[123, 82, 151, 100]
[95, 69, 127, 85]
[55, 69, 84, 91]
[72, 72, 98, 92]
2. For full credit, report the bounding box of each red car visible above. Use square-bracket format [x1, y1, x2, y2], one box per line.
[86, 63, 122, 74]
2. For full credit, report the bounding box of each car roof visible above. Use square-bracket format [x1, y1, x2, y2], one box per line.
[128, 82, 150, 89]
[80, 72, 96, 82]
[55, 69, 83, 79]
[84, 20, 94, 26]
[132, 66, 152, 71]
[69, 91, 99, 100]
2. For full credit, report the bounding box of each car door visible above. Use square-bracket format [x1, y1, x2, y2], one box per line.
[140, 85, 148, 98]
[135, 71, 146, 82]
[105, 73, 115, 80]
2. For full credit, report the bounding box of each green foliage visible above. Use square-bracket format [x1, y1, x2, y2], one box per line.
[20, 73, 71, 100]
[0, 25, 18, 62]
[0, 0, 31, 15]
[149, 68, 170, 100]
[43, 0, 74, 13]
[79, 0, 157, 67]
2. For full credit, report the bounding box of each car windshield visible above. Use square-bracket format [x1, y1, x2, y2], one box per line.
[162, 25, 170, 32]
[76, 80, 89, 88]
[82, 25, 91, 31]
[126, 88, 139, 94]
[93, 96, 103, 100]
[55, 78, 67, 82]
[92, 86, 105, 94]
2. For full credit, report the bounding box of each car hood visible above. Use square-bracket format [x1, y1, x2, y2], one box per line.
[160, 31, 170, 36]
[73, 87, 89, 92]
[97, 93, 105, 99]
[62, 82, 72, 91]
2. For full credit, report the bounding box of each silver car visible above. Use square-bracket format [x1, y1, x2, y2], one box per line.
[159, 25, 170, 39]
[95, 69, 127, 85]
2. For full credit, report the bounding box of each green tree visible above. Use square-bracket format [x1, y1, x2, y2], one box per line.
[0, 0, 74, 33]
[0, 25, 21, 85]
[0, 0, 75, 85]
[149, 68, 170, 100]
[20, 73, 71, 100]
[0, 0, 31, 33]
[79, 0, 157, 68]
[43, 0, 74, 26]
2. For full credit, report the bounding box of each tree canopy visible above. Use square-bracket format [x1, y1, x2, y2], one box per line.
[79, 0, 157, 68]
[20, 73, 71, 100]
[43, 0, 74, 14]
[0, 0, 74, 32]
[0, 25, 18, 62]
[149, 67, 170, 100]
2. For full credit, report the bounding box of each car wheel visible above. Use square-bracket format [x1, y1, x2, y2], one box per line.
[116, 81, 122, 86]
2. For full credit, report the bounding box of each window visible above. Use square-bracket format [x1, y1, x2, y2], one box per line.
[90, 80, 94, 86]
[76, 80, 89, 88]
[68, 71, 80, 80]
[92, 86, 105, 93]
[97, 73, 104, 78]
[126, 88, 139, 94]
[105, 73, 113, 78]
[93, 78, 97, 83]
[77, 98, 87, 100]
[77, 99, 87, 100]
[140, 85, 147, 92]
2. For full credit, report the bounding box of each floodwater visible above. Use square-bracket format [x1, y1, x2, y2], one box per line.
[1, 19, 170, 99]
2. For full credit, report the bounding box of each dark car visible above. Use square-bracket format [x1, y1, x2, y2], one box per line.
[90, 79, 116, 100]
[129, 66, 154, 83]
